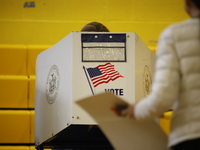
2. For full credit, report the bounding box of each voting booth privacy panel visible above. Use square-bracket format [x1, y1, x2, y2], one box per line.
[35, 32, 156, 146]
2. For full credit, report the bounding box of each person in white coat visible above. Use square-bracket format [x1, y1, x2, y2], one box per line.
[120, 0, 200, 149]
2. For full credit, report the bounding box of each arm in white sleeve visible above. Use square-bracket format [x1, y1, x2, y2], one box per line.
[134, 26, 180, 120]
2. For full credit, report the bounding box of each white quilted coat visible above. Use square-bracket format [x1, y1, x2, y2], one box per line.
[134, 18, 200, 147]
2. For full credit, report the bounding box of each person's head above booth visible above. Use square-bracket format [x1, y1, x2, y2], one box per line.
[81, 22, 109, 32]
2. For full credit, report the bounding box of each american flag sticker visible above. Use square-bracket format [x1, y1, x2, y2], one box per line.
[83, 63, 124, 91]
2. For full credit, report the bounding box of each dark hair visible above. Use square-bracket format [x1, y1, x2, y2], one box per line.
[81, 22, 109, 32]
[192, 0, 200, 10]
[192, 0, 200, 39]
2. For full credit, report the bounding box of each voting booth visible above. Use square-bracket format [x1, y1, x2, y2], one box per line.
[35, 32, 156, 149]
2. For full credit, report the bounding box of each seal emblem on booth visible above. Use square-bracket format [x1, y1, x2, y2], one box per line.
[46, 65, 60, 104]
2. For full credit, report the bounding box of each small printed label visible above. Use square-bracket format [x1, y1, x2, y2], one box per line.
[24, 1, 35, 8]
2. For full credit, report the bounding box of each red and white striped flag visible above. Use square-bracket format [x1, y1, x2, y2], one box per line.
[86, 63, 123, 87]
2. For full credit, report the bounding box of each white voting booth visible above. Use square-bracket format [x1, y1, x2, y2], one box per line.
[35, 32, 156, 149]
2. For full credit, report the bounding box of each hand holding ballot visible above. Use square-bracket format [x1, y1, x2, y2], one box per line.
[121, 104, 136, 119]
[76, 92, 169, 150]
[111, 103, 136, 119]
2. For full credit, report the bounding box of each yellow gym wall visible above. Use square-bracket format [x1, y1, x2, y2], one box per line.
[0, 0, 188, 149]
[0, 0, 189, 46]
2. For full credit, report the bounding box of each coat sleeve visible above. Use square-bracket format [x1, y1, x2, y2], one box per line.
[134, 26, 180, 120]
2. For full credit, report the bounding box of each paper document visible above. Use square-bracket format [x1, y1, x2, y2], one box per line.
[76, 92, 170, 150]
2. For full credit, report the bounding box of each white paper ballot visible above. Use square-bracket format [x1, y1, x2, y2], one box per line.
[76, 92, 170, 150]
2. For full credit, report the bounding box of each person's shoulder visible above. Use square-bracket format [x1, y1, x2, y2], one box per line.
[162, 20, 187, 33]
[159, 19, 196, 40]
[171, 19, 197, 30]
[158, 24, 174, 41]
